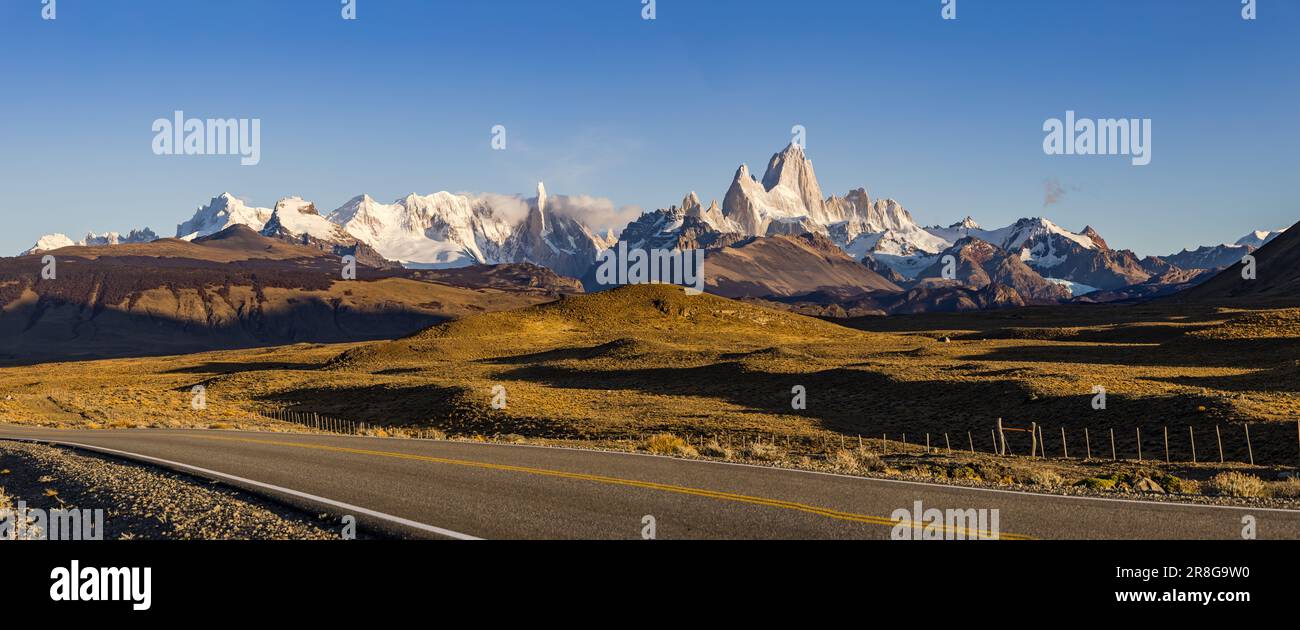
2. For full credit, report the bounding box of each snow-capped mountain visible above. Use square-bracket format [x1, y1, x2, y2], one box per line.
[323, 183, 607, 275]
[22, 228, 158, 255]
[913, 237, 1073, 303]
[499, 183, 613, 278]
[1148, 228, 1288, 273]
[261, 197, 352, 243]
[597, 143, 1170, 294]
[23, 234, 77, 255]
[328, 191, 514, 268]
[1236, 229, 1286, 249]
[177, 193, 274, 241]
[14, 141, 1289, 312]
[713, 144, 950, 276]
[1161, 244, 1253, 271]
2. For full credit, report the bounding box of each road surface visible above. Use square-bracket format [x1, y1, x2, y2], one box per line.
[2, 425, 1296, 540]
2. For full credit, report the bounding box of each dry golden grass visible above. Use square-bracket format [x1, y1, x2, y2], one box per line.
[643, 434, 698, 457]
[1207, 471, 1268, 498]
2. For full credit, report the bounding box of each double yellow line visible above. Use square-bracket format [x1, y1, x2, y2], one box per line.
[187, 433, 1030, 540]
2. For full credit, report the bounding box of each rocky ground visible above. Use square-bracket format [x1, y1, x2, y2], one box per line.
[0, 441, 346, 540]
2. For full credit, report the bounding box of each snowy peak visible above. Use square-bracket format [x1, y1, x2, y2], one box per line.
[21, 228, 158, 255]
[534, 182, 548, 234]
[332, 190, 513, 268]
[760, 143, 826, 219]
[177, 193, 273, 241]
[1236, 228, 1287, 248]
[502, 182, 608, 278]
[722, 144, 832, 235]
[998, 217, 1098, 253]
[1080, 225, 1109, 250]
[261, 196, 351, 243]
[22, 233, 76, 255]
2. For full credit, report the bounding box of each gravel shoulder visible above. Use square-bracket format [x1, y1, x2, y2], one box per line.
[0, 441, 347, 540]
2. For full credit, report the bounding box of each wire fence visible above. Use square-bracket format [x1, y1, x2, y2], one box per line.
[257, 409, 1300, 468]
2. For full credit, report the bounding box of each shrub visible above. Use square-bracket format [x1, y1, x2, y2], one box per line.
[1269, 477, 1300, 499]
[1074, 477, 1118, 491]
[645, 434, 698, 457]
[828, 448, 885, 474]
[1154, 473, 1198, 495]
[1020, 469, 1063, 487]
[1208, 471, 1267, 498]
[742, 440, 783, 462]
[699, 440, 733, 460]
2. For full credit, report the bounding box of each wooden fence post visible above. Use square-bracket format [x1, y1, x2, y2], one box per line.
[1245, 424, 1254, 466]
[1216, 425, 1224, 463]
[968, 431, 974, 454]
[1061, 427, 1068, 458]
[1190, 426, 1197, 464]
[1110, 428, 1116, 461]
[1136, 427, 1142, 462]
[1164, 426, 1170, 463]
[1084, 427, 1091, 460]
[1029, 421, 1037, 458]
[944, 433, 951, 453]
[997, 418, 1006, 456]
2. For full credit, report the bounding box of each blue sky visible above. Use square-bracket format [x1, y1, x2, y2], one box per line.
[1, 0, 1297, 256]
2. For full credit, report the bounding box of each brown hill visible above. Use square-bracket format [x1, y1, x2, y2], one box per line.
[332, 283, 864, 370]
[704, 233, 901, 298]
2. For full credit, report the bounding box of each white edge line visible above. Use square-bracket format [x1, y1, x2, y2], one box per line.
[4, 437, 483, 541]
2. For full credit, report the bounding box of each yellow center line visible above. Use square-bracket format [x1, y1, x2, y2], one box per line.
[182, 432, 1031, 540]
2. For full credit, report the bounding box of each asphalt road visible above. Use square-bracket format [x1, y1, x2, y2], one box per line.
[2, 425, 1297, 540]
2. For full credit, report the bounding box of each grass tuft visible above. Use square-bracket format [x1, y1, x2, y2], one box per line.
[1207, 471, 1267, 498]
[644, 434, 699, 457]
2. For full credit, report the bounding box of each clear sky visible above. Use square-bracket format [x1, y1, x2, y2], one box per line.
[1, 0, 1297, 257]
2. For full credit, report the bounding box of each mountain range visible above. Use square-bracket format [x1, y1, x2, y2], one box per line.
[20, 143, 1290, 314]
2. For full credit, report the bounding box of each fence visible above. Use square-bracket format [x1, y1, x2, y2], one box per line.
[261, 409, 447, 439]
[878, 417, 1300, 468]
[257, 408, 1300, 468]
